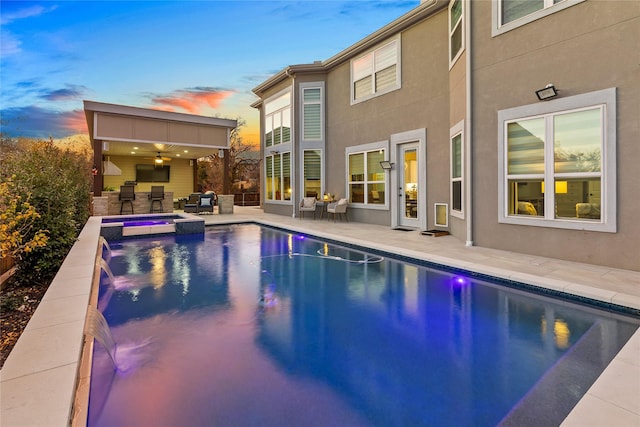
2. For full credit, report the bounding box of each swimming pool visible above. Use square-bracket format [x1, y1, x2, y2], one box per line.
[89, 224, 639, 426]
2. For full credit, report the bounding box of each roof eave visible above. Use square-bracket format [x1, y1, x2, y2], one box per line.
[251, 0, 447, 95]
[83, 100, 238, 129]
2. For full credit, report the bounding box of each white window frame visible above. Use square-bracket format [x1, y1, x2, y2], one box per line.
[301, 85, 323, 141]
[492, 0, 586, 37]
[448, 0, 464, 68]
[301, 148, 324, 199]
[350, 36, 401, 105]
[497, 88, 616, 232]
[264, 90, 291, 148]
[450, 120, 464, 219]
[265, 151, 292, 204]
[345, 141, 389, 209]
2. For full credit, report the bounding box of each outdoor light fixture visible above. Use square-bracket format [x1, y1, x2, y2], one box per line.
[536, 84, 558, 101]
[380, 160, 393, 170]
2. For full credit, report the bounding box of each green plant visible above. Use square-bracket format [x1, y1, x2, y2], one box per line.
[0, 177, 49, 260]
[1, 137, 92, 285]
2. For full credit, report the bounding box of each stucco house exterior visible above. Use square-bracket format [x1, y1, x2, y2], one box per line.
[251, 0, 639, 272]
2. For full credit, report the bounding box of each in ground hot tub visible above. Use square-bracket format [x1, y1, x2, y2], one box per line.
[100, 213, 204, 239]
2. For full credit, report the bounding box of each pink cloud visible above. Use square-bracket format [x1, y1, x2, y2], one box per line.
[151, 88, 233, 114]
[62, 109, 88, 134]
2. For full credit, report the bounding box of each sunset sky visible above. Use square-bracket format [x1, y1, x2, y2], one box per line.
[1, 1, 419, 146]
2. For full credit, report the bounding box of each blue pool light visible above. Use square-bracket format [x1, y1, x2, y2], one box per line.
[451, 275, 470, 286]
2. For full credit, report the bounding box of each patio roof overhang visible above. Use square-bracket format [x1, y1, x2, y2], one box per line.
[84, 100, 237, 161]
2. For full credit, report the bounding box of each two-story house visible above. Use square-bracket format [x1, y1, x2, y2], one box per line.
[251, 0, 640, 272]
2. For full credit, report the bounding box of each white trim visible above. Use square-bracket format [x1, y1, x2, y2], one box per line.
[497, 88, 616, 233]
[350, 36, 402, 105]
[300, 82, 324, 142]
[450, 120, 465, 220]
[448, 0, 464, 69]
[390, 128, 427, 230]
[435, 203, 449, 227]
[345, 140, 390, 210]
[492, 0, 586, 37]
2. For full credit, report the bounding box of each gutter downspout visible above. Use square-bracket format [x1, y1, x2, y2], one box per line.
[286, 68, 297, 218]
[465, 0, 473, 247]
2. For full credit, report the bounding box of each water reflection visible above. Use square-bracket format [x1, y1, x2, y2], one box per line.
[90, 225, 639, 427]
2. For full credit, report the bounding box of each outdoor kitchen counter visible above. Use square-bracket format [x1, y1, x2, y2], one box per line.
[93, 191, 174, 216]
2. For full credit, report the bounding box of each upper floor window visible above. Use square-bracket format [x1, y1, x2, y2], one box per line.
[351, 38, 400, 104]
[492, 0, 585, 36]
[265, 91, 291, 147]
[498, 88, 616, 232]
[449, 0, 464, 66]
[302, 87, 322, 141]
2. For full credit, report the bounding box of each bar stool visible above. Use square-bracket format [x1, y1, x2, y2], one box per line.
[149, 186, 165, 213]
[119, 185, 135, 214]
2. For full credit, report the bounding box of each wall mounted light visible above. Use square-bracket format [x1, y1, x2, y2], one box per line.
[536, 84, 558, 101]
[380, 160, 393, 170]
[541, 180, 568, 194]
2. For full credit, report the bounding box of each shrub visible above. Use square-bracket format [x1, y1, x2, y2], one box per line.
[1, 138, 92, 285]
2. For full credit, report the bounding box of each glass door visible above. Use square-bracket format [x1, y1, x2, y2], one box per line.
[399, 143, 420, 228]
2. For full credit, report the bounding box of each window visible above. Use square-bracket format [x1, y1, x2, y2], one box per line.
[498, 88, 616, 232]
[302, 87, 322, 140]
[264, 92, 291, 147]
[265, 152, 291, 202]
[450, 120, 464, 218]
[492, 0, 585, 36]
[347, 148, 386, 206]
[351, 38, 400, 104]
[303, 149, 322, 199]
[449, 0, 464, 66]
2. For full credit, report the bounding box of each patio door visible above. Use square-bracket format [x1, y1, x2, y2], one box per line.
[398, 142, 420, 228]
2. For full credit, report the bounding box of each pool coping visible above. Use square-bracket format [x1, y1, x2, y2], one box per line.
[1, 213, 638, 426]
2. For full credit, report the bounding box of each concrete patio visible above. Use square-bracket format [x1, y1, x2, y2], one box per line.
[1, 206, 638, 426]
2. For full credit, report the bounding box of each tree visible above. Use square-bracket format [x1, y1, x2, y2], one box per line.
[199, 118, 260, 194]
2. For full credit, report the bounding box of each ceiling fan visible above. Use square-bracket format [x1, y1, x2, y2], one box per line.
[145, 152, 172, 165]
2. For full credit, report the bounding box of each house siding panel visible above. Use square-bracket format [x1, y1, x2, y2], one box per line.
[471, 0, 640, 270]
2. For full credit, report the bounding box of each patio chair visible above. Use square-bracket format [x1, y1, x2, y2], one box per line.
[299, 197, 317, 219]
[327, 198, 348, 222]
[119, 185, 135, 214]
[197, 192, 216, 214]
[148, 186, 165, 213]
[184, 193, 200, 213]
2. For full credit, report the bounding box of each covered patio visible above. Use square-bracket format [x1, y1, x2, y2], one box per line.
[84, 100, 236, 215]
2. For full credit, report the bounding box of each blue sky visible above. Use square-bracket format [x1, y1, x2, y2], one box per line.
[1, 0, 419, 144]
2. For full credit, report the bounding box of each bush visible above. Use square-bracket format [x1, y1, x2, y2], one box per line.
[1, 138, 92, 285]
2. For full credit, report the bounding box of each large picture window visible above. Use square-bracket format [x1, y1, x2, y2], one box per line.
[351, 38, 400, 104]
[498, 88, 616, 232]
[264, 92, 291, 148]
[347, 149, 386, 206]
[265, 152, 291, 202]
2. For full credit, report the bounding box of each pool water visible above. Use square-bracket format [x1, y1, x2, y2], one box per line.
[89, 224, 639, 426]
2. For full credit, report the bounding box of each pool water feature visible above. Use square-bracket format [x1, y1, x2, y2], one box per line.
[89, 224, 639, 426]
[100, 213, 204, 239]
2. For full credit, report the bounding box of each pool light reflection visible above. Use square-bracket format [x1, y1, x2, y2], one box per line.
[451, 275, 470, 287]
